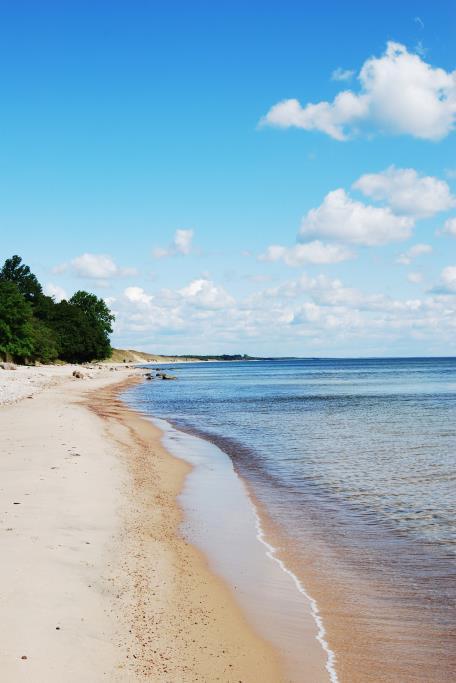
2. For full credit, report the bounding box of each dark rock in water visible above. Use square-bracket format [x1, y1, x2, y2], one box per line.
[161, 373, 177, 380]
[72, 370, 84, 379]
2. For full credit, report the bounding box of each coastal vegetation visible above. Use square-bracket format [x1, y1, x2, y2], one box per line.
[0, 255, 114, 364]
[109, 348, 261, 363]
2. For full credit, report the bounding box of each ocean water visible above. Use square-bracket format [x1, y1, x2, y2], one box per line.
[124, 358, 456, 681]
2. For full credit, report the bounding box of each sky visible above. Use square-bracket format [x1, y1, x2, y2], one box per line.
[1, 1, 455, 356]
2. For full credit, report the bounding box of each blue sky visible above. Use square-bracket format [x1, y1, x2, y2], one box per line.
[1, 1, 455, 356]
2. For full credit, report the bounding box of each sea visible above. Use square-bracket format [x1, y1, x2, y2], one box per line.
[124, 357, 456, 682]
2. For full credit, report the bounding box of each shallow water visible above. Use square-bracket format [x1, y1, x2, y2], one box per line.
[124, 358, 456, 681]
[154, 418, 334, 682]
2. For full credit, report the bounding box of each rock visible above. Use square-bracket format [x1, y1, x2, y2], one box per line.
[0, 362, 16, 370]
[72, 371, 85, 379]
[161, 373, 177, 380]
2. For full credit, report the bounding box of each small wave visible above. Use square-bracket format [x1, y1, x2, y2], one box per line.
[245, 483, 339, 683]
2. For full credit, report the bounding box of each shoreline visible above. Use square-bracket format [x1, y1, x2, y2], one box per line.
[0, 367, 285, 681]
[146, 414, 336, 683]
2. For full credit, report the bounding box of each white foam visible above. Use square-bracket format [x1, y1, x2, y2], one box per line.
[247, 484, 339, 683]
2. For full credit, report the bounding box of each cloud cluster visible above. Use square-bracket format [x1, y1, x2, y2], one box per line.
[111, 271, 456, 354]
[396, 243, 432, 266]
[299, 188, 413, 246]
[54, 253, 136, 280]
[259, 165, 454, 267]
[258, 240, 353, 266]
[179, 278, 234, 309]
[261, 42, 456, 140]
[354, 166, 455, 218]
[153, 229, 194, 258]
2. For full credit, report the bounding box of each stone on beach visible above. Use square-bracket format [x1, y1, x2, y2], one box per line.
[1, 362, 17, 370]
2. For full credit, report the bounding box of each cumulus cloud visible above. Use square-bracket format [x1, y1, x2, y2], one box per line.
[153, 229, 194, 258]
[124, 286, 154, 306]
[54, 253, 136, 279]
[441, 217, 456, 236]
[44, 282, 67, 302]
[261, 42, 456, 140]
[396, 243, 433, 265]
[258, 240, 354, 266]
[331, 67, 355, 82]
[298, 188, 413, 246]
[110, 270, 456, 355]
[179, 278, 234, 309]
[354, 166, 456, 218]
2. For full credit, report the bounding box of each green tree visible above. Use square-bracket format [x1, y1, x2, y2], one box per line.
[0, 255, 42, 303]
[0, 281, 35, 360]
[0, 256, 115, 364]
[69, 290, 115, 360]
[50, 300, 95, 363]
[30, 318, 59, 363]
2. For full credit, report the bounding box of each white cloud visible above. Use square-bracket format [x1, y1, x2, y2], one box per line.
[109, 270, 456, 355]
[261, 42, 456, 141]
[442, 217, 456, 236]
[354, 166, 456, 218]
[153, 229, 194, 258]
[179, 278, 234, 309]
[299, 188, 413, 246]
[407, 272, 423, 284]
[44, 282, 67, 302]
[396, 243, 433, 265]
[331, 67, 355, 82]
[258, 240, 354, 266]
[440, 266, 456, 292]
[54, 253, 136, 279]
[260, 91, 367, 141]
[124, 286, 154, 306]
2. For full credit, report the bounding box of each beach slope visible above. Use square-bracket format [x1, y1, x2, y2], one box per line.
[0, 367, 283, 682]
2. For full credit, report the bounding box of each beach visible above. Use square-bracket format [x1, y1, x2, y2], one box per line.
[0, 366, 285, 682]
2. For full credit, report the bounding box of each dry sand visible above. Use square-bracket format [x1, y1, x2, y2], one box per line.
[0, 366, 284, 682]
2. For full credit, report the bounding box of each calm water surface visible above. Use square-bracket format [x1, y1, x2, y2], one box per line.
[125, 358, 456, 681]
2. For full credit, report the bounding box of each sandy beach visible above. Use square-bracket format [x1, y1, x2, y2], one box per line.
[0, 365, 284, 682]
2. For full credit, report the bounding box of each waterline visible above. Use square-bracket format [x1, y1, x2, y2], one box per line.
[152, 415, 337, 683]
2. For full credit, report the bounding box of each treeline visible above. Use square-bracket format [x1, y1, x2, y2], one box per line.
[0, 255, 114, 364]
